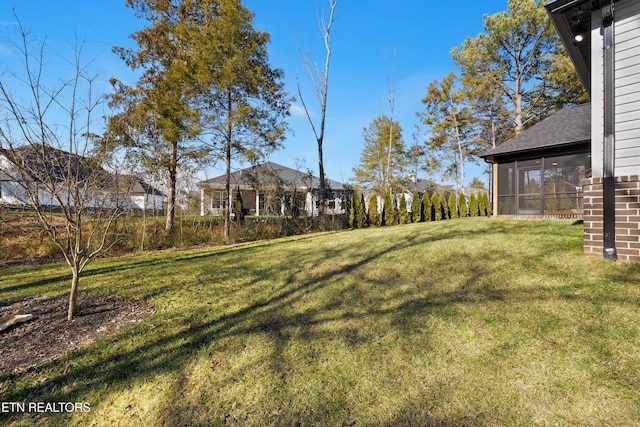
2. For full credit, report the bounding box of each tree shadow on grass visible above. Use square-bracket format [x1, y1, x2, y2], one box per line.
[1, 220, 616, 425]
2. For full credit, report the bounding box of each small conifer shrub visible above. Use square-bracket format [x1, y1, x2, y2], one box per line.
[360, 192, 368, 227]
[458, 192, 467, 218]
[448, 192, 458, 219]
[399, 194, 409, 224]
[422, 192, 431, 222]
[368, 193, 380, 226]
[411, 190, 421, 223]
[469, 192, 479, 217]
[383, 190, 394, 226]
[482, 191, 491, 216]
[234, 188, 245, 221]
[440, 193, 449, 219]
[431, 192, 441, 221]
[349, 190, 358, 228]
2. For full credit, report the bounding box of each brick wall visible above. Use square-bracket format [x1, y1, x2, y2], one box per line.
[582, 175, 640, 261]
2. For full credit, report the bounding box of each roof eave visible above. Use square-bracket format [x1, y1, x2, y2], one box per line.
[546, 0, 597, 94]
[482, 139, 591, 163]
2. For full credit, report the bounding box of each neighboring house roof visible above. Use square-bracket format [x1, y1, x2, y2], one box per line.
[1, 145, 108, 185]
[199, 161, 347, 191]
[481, 103, 591, 162]
[1, 145, 163, 198]
[118, 175, 165, 197]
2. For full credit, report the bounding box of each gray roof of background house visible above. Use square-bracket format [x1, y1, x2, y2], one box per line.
[118, 175, 165, 196]
[199, 161, 347, 191]
[1, 145, 164, 196]
[481, 103, 591, 162]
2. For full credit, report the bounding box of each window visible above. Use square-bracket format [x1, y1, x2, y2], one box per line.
[210, 191, 226, 209]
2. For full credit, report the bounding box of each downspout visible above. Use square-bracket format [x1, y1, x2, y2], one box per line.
[602, 2, 617, 260]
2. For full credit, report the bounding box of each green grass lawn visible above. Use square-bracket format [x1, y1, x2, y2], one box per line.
[2, 218, 640, 426]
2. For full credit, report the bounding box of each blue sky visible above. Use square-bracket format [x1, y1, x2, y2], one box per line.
[1, 0, 508, 187]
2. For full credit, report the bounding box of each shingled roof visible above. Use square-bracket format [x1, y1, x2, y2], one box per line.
[481, 103, 591, 162]
[199, 161, 347, 191]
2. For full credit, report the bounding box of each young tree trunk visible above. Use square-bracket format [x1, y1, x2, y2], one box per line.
[224, 92, 233, 244]
[67, 267, 80, 321]
[165, 141, 178, 233]
[224, 140, 232, 244]
[317, 137, 326, 216]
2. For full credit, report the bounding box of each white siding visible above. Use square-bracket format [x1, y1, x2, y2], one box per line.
[590, 1, 640, 177]
[591, 11, 604, 177]
[615, 0, 640, 176]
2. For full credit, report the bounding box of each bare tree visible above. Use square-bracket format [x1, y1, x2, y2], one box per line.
[0, 18, 124, 320]
[297, 0, 338, 216]
[384, 49, 398, 193]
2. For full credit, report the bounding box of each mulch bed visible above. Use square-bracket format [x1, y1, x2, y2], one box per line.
[0, 294, 154, 374]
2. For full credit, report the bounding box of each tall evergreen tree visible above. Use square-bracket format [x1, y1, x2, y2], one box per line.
[191, 0, 290, 243]
[106, 0, 289, 239]
[419, 73, 472, 195]
[451, 0, 586, 136]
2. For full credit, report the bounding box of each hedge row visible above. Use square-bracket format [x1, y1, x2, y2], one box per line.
[349, 189, 491, 229]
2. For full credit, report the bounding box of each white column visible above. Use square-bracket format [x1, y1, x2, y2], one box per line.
[200, 188, 205, 216]
[255, 192, 260, 216]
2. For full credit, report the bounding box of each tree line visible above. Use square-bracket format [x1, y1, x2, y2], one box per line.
[349, 189, 490, 229]
[352, 0, 588, 199]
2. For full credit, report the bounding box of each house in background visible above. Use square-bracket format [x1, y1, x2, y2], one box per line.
[0, 146, 164, 213]
[118, 175, 165, 213]
[546, 0, 640, 261]
[198, 161, 349, 217]
[481, 103, 592, 218]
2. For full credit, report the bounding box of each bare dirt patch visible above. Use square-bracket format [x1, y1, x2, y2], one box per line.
[0, 294, 154, 374]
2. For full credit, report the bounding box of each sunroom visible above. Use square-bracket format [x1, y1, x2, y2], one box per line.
[482, 103, 591, 218]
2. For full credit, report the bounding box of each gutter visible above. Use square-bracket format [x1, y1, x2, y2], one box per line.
[602, 2, 617, 260]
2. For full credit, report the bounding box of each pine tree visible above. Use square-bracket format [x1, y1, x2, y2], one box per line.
[431, 192, 441, 221]
[411, 190, 421, 223]
[368, 193, 380, 226]
[458, 192, 467, 218]
[469, 192, 479, 217]
[352, 116, 408, 194]
[448, 192, 458, 219]
[399, 194, 409, 224]
[422, 192, 431, 222]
